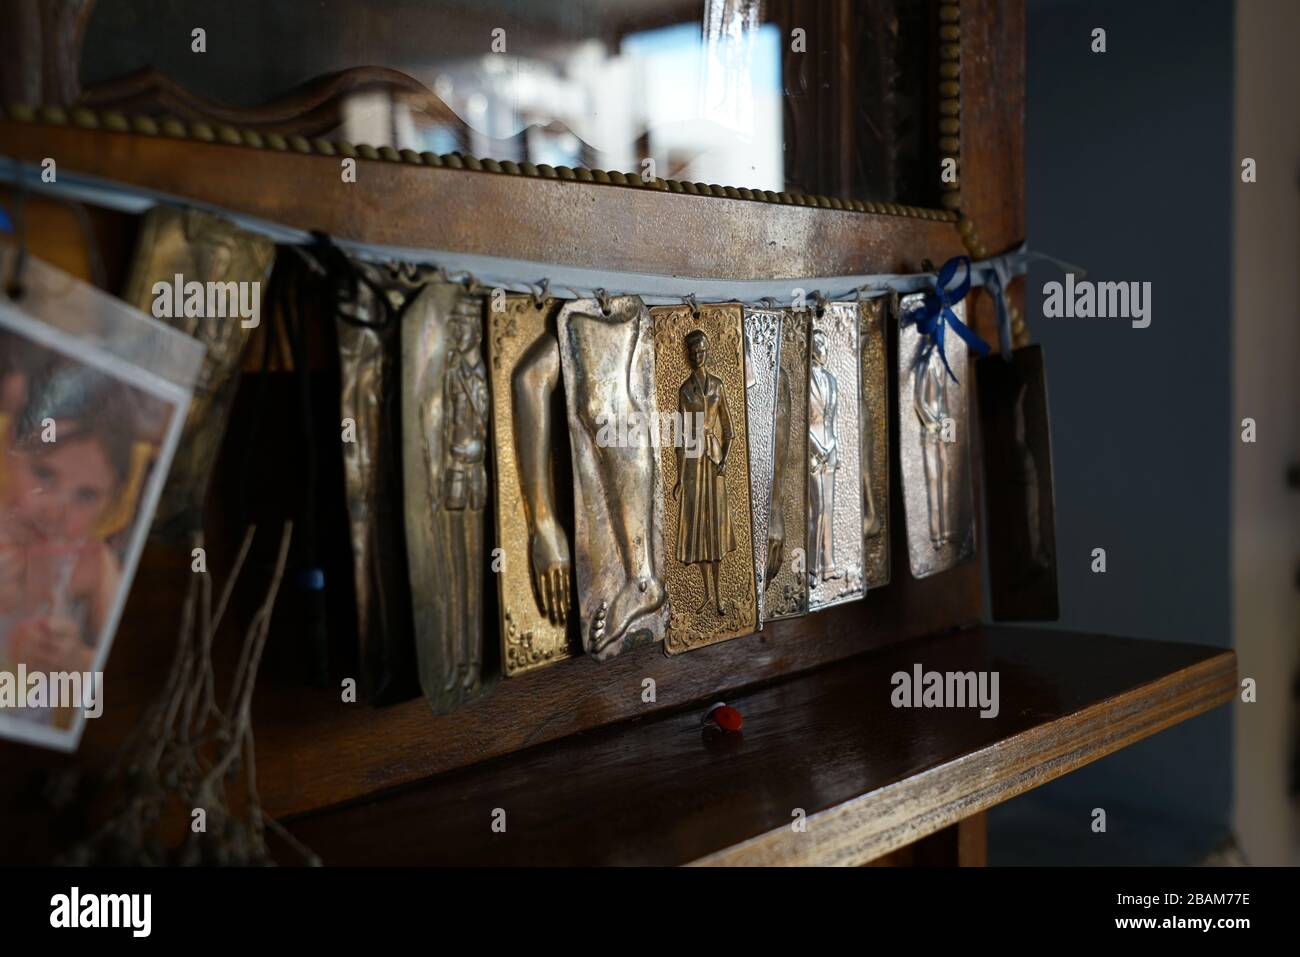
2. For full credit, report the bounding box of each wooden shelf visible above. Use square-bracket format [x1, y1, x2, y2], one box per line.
[282, 627, 1236, 866]
[1, 120, 961, 281]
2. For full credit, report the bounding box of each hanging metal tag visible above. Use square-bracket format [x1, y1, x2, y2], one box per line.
[807, 302, 865, 610]
[401, 283, 492, 713]
[859, 297, 891, 588]
[651, 302, 759, 653]
[487, 294, 580, 675]
[334, 260, 420, 703]
[121, 207, 274, 541]
[556, 296, 668, 660]
[741, 307, 783, 627]
[897, 293, 977, 578]
[976, 344, 1059, 620]
[763, 309, 810, 621]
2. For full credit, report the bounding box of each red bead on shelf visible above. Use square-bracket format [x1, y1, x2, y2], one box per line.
[707, 704, 744, 733]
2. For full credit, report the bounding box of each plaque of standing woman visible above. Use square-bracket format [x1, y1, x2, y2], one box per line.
[672, 329, 736, 615]
[915, 345, 951, 545]
[808, 329, 842, 581]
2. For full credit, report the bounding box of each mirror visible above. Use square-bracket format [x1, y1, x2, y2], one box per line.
[81, 0, 944, 207]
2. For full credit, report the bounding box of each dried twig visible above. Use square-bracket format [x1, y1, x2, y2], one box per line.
[60, 521, 315, 867]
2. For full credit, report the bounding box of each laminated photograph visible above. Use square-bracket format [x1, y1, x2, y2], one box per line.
[0, 251, 202, 751]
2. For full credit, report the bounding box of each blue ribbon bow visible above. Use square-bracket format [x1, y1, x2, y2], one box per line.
[912, 255, 990, 382]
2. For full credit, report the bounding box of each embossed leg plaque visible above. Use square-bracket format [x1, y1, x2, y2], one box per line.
[556, 296, 668, 660]
[742, 308, 782, 627]
[763, 309, 810, 621]
[651, 303, 759, 653]
[402, 283, 491, 713]
[488, 295, 580, 675]
[807, 303, 865, 610]
[898, 293, 976, 578]
[976, 344, 1059, 620]
[859, 298, 892, 589]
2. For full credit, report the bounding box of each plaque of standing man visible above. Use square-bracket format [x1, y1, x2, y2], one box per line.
[807, 302, 865, 610]
[897, 292, 976, 578]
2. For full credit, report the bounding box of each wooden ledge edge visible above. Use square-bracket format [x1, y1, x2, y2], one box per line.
[690, 648, 1237, 866]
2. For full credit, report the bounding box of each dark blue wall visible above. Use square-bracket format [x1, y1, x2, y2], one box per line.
[989, 0, 1234, 865]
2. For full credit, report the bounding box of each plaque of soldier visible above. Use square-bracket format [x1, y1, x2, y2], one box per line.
[402, 283, 493, 714]
[556, 296, 667, 660]
[897, 292, 976, 578]
[762, 310, 810, 621]
[742, 308, 782, 627]
[807, 303, 865, 611]
[488, 294, 579, 676]
[859, 297, 891, 588]
[651, 304, 757, 652]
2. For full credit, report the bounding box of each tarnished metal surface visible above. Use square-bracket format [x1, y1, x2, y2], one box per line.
[488, 295, 578, 675]
[121, 206, 273, 539]
[859, 298, 891, 588]
[402, 283, 491, 712]
[898, 293, 976, 579]
[742, 308, 782, 627]
[651, 303, 758, 653]
[807, 302, 864, 611]
[335, 261, 416, 701]
[556, 296, 667, 660]
[763, 309, 809, 621]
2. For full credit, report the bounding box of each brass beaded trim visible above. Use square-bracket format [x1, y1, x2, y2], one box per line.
[938, 1, 962, 214]
[0, 101, 958, 225]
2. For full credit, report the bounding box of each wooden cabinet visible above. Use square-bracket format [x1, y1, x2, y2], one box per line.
[0, 0, 1234, 865]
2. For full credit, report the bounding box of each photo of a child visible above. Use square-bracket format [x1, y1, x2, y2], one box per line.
[0, 330, 172, 735]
